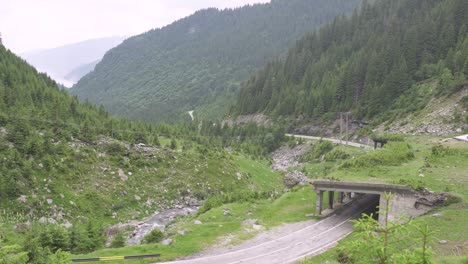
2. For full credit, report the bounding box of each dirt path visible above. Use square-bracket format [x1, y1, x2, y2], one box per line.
[156, 195, 378, 264]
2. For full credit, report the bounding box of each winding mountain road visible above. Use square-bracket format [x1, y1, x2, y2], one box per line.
[286, 134, 370, 148]
[157, 195, 378, 264]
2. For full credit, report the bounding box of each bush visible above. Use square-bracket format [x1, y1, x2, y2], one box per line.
[141, 229, 164, 244]
[105, 142, 127, 155]
[0, 243, 29, 264]
[300, 140, 334, 162]
[396, 179, 426, 190]
[110, 231, 126, 248]
[431, 144, 456, 157]
[198, 190, 280, 215]
[462, 95, 468, 111]
[170, 139, 177, 149]
[324, 149, 350, 161]
[340, 142, 415, 168]
[48, 249, 72, 264]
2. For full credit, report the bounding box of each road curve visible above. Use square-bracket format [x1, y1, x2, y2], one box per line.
[285, 134, 370, 149]
[156, 195, 378, 264]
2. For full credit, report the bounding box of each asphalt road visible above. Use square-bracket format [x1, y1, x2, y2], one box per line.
[285, 134, 371, 149]
[157, 194, 379, 264]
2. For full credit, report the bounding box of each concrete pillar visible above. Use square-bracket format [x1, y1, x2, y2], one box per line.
[339, 192, 344, 204]
[347, 192, 352, 200]
[316, 190, 323, 215]
[328, 191, 334, 209]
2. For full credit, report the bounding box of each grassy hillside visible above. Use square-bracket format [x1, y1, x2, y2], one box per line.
[0, 43, 288, 262]
[71, 0, 361, 122]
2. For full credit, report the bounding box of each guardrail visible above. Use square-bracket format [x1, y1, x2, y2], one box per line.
[72, 254, 161, 262]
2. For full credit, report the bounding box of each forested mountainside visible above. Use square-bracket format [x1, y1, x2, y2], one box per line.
[0, 43, 290, 261]
[21, 37, 124, 87]
[71, 0, 362, 122]
[0, 43, 283, 228]
[235, 0, 468, 121]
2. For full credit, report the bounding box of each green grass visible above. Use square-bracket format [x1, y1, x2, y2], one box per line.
[233, 155, 283, 191]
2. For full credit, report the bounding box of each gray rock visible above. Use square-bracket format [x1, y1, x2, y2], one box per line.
[118, 168, 128, 181]
[17, 195, 27, 203]
[432, 213, 442, 217]
[252, 224, 263, 230]
[439, 240, 448, 244]
[242, 219, 257, 226]
[178, 229, 190, 236]
[39, 217, 57, 224]
[188, 198, 200, 206]
[135, 195, 141, 201]
[194, 220, 202, 225]
[14, 223, 31, 233]
[46, 199, 53, 204]
[62, 221, 73, 229]
[161, 239, 172, 246]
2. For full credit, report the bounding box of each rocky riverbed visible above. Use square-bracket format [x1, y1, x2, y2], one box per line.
[271, 144, 312, 188]
[106, 206, 198, 246]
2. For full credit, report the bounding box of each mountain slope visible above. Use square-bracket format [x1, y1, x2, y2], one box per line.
[71, 0, 362, 122]
[21, 36, 124, 87]
[234, 0, 468, 122]
[0, 43, 282, 230]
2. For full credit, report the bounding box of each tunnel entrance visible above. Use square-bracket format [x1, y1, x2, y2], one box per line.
[359, 194, 380, 221]
[311, 180, 427, 225]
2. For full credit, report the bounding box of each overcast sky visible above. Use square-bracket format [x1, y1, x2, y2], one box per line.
[0, 0, 270, 54]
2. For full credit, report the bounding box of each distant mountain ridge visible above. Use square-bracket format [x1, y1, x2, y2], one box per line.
[22, 36, 124, 87]
[71, 0, 362, 122]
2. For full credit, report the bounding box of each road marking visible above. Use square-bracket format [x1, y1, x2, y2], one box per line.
[285, 230, 354, 263]
[226, 213, 356, 264]
[158, 218, 330, 263]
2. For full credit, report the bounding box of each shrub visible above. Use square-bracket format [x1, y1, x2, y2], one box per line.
[48, 249, 72, 264]
[396, 179, 426, 190]
[301, 140, 334, 162]
[462, 95, 468, 111]
[141, 229, 164, 244]
[105, 142, 127, 155]
[431, 144, 456, 157]
[324, 149, 350, 161]
[340, 142, 415, 168]
[198, 190, 280, 215]
[110, 231, 126, 248]
[170, 139, 177, 149]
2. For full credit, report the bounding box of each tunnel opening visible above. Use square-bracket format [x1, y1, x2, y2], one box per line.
[359, 194, 380, 221]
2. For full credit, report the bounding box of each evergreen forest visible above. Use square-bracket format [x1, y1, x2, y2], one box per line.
[235, 0, 468, 120]
[71, 0, 361, 122]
